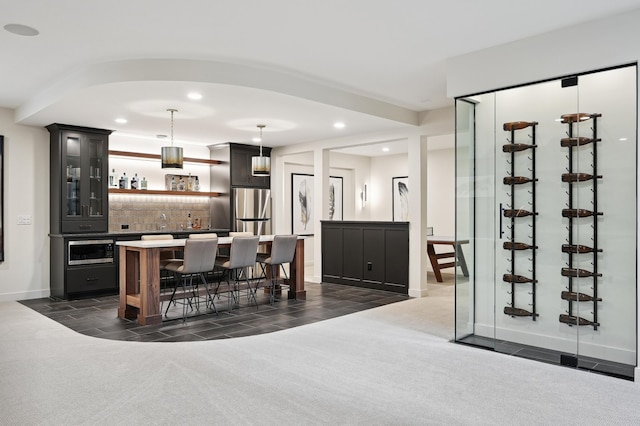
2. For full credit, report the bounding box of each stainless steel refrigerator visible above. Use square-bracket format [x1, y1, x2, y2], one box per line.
[231, 188, 271, 236]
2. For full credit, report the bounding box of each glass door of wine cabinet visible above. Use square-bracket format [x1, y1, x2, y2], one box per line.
[455, 64, 637, 379]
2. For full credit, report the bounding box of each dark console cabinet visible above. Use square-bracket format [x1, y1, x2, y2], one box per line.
[321, 221, 409, 294]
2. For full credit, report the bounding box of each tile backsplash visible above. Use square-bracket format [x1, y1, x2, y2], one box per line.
[109, 195, 211, 232]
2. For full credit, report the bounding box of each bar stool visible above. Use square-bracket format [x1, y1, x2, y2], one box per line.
[164, 237, 219, 321]
[214, 236, 260, 312]
[256, 235, 298, 304]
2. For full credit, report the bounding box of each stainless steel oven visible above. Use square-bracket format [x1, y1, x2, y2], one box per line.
[68, 239, 115, 265]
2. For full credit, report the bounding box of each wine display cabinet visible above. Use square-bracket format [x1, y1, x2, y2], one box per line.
[454, 64, 637, 379]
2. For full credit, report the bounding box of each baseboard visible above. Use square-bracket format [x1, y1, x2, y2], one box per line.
[0, 288, 50, 302]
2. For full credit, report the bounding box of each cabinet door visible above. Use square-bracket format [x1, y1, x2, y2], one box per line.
[230, 145, 270, 188]
[60, 130, 109, 233]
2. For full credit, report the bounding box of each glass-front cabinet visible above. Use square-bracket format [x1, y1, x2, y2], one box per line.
[48, 124, 112, 234]
[455, 65, 637, 379]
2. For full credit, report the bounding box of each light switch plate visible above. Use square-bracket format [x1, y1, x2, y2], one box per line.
[17, 215, 32, 225]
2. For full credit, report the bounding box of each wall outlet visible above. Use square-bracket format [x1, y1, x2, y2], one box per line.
[17, 215, 32, 225]
[121, 224, 129, 230]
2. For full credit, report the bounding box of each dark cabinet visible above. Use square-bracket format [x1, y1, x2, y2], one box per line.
[50, 235, 117, 299]
[230, 143, 271, 188]
[48, 124, 112, 234]
[321, 221, 409, 294]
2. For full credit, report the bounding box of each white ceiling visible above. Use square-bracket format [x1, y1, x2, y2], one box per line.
[3, 0, 640, 155]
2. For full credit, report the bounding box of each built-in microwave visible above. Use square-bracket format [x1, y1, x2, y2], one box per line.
[68, 239, 115, 265]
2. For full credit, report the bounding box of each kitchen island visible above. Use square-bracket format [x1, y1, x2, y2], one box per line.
[117, 235, 306, 325]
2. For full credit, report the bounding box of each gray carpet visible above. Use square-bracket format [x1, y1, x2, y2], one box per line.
[1, 289, 639, 425]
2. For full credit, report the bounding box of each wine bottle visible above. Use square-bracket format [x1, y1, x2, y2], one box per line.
[503, 176, 537, 185]
[503, 209, 537, 218]
[130, 173, 138, 190]
[503, 241, 537, 251]
[503, 274, 536, 284]
[560, 137, 600, 147]
[561, 244, 602, 254]
[119, 172, 128, 189]
[560, 291, 602, 302]
[559, 314, 599, 327]
[561, 173, 602, 183]
[561, 267, 602, 278]
[502, 121, 537, 131]
[502, 143, 537, 153]
[504, 306, 535, 317]
[140, 177, 148, 190]
[562, 208, 603, 218]
[560, 113, 598, 124]
[109, 168, 118, 187]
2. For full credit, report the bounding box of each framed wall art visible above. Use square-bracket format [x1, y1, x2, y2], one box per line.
[292, 173, 314, 235]
[329, 176, 343, 221]
[392, 176, 409, 222]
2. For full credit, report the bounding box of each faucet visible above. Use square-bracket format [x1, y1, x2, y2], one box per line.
[159, 213, 167, 230]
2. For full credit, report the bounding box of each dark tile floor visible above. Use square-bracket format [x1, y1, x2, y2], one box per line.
[19, 282, 409, 342]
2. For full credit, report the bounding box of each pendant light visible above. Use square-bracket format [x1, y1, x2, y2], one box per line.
[161, 108, 183, 169]
[251, 124, 270, 176]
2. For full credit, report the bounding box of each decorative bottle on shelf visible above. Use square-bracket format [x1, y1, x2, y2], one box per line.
[140, 176, 148, 190]
[194, 178, 200, 191]
[186, 173, 194, 191]
[130, 173, 138, 190]
[177, 178, 186, 191]
[170, 176, 178, 191]
[186, 213, 193, 229]
[109, 168, 118, 187]
[119, 172, 128, 189]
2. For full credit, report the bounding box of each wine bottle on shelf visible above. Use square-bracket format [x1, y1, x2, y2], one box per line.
[561, 208, 603, 218]
[170, 176, 178, 191]
[187, 173, 194, 191]
[504, 306, 535, 317]
[177, 178, 186, 191]
[561, 267, 602, 278]
[561, 244, 602, 254]
[502, 121, 537, 131]
[502, 143, 537, 153]
[140, 176, 148, 190]
[130, 173, 138, 190]
[559, 314, 599, 327]
[503, 209, 537, 218]
[561, 291, 602, 302]
[503, 274, 536, 284]
[561, 173, 602, 183]
[503, 176, 537, 185]
[560, 137, 600, 147]
[503, 241, 537, 251]
[560, 113, 599, 124]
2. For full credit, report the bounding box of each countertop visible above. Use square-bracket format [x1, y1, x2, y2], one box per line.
[49, 229, 230, 239]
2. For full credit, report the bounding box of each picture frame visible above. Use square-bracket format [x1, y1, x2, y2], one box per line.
[329, 176, 343, 221]
[292, 173, 314, 235]
[392, 176, 409, 222]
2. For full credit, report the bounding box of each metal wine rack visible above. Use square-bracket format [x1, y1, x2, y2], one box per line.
[501, 121, 539, 321]
[559, 112, 603, 330]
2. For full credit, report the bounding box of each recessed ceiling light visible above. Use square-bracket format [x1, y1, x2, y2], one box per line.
[187, 92, 203, 100]
[252, 137, 262, 143]
[334, 122, 345, 129]
[115, 118, 127, 124]
[156, 134, 167, 139]
[382, 147, 390, 152]
[619, 137, 628, 141]
[4, 23, 39, 37]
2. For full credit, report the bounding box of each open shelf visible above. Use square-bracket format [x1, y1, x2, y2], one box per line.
[109, 188, 223, 197]
[109, 150, 225, 165]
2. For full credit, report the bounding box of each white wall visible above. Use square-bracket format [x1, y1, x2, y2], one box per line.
[0, 108, 50, 301]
